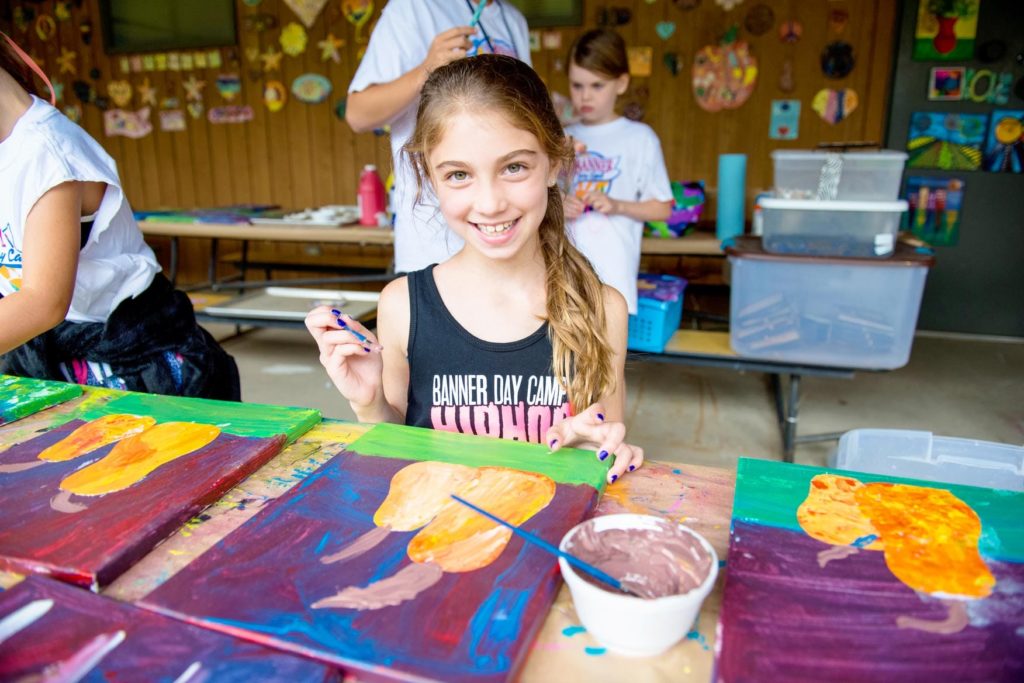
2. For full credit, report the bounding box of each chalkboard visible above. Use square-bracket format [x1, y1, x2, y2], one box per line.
[100, 0, 237, 54]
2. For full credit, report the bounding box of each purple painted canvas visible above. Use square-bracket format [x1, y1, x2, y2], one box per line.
[142, 423, 608, 683]
[0, 387, 320, 589]
[0, 576, 340, 681]
[716, 458, 1024, 683]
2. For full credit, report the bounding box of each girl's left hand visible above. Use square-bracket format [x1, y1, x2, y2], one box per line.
[581, 191, 618, 215]
[544, 404, 644, 485]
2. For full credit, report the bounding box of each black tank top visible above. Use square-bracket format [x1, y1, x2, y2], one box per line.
[405, 265, 571, 443]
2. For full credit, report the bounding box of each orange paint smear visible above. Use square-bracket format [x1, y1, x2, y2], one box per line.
[407, 466, 556, 573]
[38, 414, 156, 462]
[856, 483, 995, 599]
[374, 461, 477, 531]
[797, 474, 884, 550]
[60, 422, 220, 496]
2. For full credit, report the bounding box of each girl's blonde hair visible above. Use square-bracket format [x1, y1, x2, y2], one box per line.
[404, 54, 614, 412]
[568, 29, 629, 79]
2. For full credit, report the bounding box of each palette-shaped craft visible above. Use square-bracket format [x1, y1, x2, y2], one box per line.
[142, 423, 608, 683]
[0, 387, 320, 589]
[0, 576, 340, 682]
[716, 458, 1024, 683]
[0, 375, 82, 426]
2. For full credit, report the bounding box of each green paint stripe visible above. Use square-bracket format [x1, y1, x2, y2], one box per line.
[733, 458, 1024, 562]
[78, 392, 321, 442]
[349, 423, 608, 490]
[0, 376, 83, 421]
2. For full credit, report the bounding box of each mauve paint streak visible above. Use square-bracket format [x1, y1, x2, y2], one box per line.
[717, 520, 1024, 683]
[0, 577, 340, 681]
[143, 451, 598, 683]
[0, 419, 285, 588]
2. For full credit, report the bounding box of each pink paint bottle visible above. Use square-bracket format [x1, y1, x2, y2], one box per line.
[357, 164, 386, 226]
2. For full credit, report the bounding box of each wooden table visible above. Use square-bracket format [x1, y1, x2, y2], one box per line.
[139, 219, 723, 289]
[90, 416, 735, 682]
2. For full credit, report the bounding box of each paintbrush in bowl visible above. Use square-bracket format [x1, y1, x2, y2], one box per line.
[450, 494, 640, 598]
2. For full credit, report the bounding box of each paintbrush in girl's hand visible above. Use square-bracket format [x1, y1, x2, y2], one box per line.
[450, 494, 640, 597]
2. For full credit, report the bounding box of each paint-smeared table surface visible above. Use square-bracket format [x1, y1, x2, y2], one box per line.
[1, 391, 735, 682]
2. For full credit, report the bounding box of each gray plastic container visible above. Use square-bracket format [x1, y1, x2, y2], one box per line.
[830, 429, 1024, 491]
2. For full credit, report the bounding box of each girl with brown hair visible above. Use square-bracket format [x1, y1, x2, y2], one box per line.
[307, 54, 643, 483]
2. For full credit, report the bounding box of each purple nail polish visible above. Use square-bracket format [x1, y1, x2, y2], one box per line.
[549, 439, 558, 449]
[596, 413, 604, 421]
[330, 308, 341, 316]
[610, 474, 618, 483]
[629, 465, 635, 472]
[598, 450, 608, 461]
[336, 318, 347, 328]
[363, 346, 371, 353]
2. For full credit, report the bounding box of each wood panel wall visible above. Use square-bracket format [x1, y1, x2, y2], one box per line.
[2, 0, 898, 284]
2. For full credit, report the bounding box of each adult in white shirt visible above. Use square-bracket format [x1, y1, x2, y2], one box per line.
[346, 0, 531, 273]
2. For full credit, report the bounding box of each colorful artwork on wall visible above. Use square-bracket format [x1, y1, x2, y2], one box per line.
[0, 375, 81, 426]
[906, 111, 987, 171]
[0, 576, 341, 681]
[913, 0, 981, 61]
[982, 110, 1024, 173]
[928, 66, 966, 100]
[0, 387, 320, 589]
[716, 458, 1024, 682]
[903, 176, 965, 246]
[142, 422, 608, 683]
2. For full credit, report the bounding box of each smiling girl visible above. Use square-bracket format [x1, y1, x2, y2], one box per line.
[307, 55, 643, 483]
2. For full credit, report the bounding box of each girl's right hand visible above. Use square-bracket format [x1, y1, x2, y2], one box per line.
[305, 306, 384, 409]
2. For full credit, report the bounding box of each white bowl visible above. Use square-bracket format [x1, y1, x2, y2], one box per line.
[558, 513, 719, 657]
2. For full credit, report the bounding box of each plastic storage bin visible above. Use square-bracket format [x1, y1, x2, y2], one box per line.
[727, 237, 934, 369]
[761, 198, 908, 258]
[628, 275, 686, 353]
[771, 150, 908, 201]
[830, 429, 1024, 491]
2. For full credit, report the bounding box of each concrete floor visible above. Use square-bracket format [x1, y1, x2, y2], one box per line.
[209, 324, 1024, 471]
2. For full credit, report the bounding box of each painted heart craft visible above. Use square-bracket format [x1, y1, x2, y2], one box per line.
[812, 88, 858, 124]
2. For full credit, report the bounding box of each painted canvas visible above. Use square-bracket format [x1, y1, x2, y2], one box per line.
[983, 110, 1024, 173]
[912, 0, 981, 61]
[716, 458, 1024, 683]
[0, 576, 341, 681]
[142, 423, 608, 683]
[0, 375, 82, 426]
[0, 387, 320, 589]
[903, 176, 965, 246]
[907, 111, 987, 171]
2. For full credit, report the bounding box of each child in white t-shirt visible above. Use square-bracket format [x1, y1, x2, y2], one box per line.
[346, 0, 531, 273]
[563, 29, 673, 314]
[0, 35, 239, 398]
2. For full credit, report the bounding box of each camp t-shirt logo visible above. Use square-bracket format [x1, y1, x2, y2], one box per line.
[0, 222, 23, 290]
[572, 152, 621, 199]
[430, 373, 570, 443]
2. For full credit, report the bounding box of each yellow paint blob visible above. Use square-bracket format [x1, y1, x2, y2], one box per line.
[994, 116, 1022, 145]
[374, 461, 477, 531]
[38, 414, 156, 462]
[405, 465, 556, 573]
[60, 422, 220, 496]
[796, 474, 884, 550]
[855, 483, 995, 599]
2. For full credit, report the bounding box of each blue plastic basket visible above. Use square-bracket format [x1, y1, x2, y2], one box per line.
[627, 276, 686, 353]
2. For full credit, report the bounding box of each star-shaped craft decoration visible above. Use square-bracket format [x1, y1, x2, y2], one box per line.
[260, 47, 284, 72]
[137, 77, 157, 106]
[56, 47, 77, 75]
[182, 74, 206, 102]
[318, 34, 345, 63]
